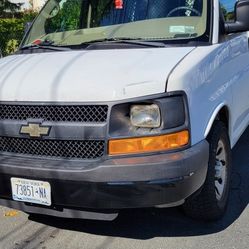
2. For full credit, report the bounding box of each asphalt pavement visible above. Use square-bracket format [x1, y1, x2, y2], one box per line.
[0, 127, 248, 249]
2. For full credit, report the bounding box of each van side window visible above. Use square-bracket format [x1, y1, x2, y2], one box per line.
[220, 0, 235, 21]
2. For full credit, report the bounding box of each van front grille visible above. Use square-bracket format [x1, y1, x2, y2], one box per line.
[0, 137, 105, 159]
[0, 104, 108, 123]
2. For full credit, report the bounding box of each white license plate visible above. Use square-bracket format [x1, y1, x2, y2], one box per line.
[11, 178, 51, 206]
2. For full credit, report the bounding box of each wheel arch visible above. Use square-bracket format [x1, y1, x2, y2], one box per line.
[204, 104, 230, 139]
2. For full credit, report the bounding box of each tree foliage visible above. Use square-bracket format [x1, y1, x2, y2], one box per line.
[45, 0, 81, 33]
[0, 10, 38, 56]
[45, 0, 112, 33]
[0, 0, 22, 18]
[221, 3, 234, 21]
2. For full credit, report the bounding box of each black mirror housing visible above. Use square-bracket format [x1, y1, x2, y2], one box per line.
[225, 0, 249, 33]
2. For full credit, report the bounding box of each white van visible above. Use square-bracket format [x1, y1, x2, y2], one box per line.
[0, 0, 248, 221]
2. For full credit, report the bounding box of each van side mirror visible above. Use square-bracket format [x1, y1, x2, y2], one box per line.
[225, 0, 249, 33]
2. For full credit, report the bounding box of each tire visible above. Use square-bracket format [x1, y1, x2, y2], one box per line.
[183, 121, 232, 221]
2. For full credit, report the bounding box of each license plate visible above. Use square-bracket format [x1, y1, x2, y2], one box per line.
[11, 178, 51, 206]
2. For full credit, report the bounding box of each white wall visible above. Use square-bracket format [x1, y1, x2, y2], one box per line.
[9, 0, 46, 10]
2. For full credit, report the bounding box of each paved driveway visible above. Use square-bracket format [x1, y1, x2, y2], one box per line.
[0, 128, 248, 249]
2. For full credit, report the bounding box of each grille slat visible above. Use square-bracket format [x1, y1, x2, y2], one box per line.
[0, 137, 105, 159]
[0, 104, 108, 123]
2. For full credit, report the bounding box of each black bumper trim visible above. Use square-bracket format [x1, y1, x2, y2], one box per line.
[0, 199, 118, 221]
[0, 140, 209, 212]
[0, 140, 208, 182]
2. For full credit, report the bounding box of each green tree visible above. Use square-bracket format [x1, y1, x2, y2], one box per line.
[0, 9, 38, 56]
[0, 0, 22, 18]
[46, 0, 112, 33]
[46, 0, 81, 33]
[220, 4, 227, 17]
[221, 4, 234, 21]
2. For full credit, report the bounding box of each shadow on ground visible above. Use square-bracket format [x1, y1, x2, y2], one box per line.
[29, 127, 249, 239]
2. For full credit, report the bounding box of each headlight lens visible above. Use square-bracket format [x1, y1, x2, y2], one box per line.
[130, 104, 161, 128]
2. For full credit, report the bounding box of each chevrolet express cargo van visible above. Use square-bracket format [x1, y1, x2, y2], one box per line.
[0, 0, 248, 221]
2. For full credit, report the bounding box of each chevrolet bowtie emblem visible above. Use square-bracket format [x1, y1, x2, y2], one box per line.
[20, 123, 50, 138]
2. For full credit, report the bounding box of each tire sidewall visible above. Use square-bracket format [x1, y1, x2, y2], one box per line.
[207, 121, 232, 211]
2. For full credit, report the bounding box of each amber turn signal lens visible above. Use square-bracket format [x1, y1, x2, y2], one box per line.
[108, 130, 189, 156]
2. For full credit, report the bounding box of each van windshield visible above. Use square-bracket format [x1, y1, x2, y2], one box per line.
[23, 0, 209, 47]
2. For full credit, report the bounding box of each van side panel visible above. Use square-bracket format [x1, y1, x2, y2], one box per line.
[167, 33, 249, 148]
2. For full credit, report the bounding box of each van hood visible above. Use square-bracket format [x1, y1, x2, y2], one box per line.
[0, 47, 194, 102]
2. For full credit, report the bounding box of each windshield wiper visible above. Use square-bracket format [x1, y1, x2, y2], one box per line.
[80, 37, 167, 48]
[20, 40, 72, 51]
[173, 33, 198, 38]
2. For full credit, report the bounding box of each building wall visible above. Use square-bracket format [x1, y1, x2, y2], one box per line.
[10, 0, 47, 10]
[32, 0, 47, 10]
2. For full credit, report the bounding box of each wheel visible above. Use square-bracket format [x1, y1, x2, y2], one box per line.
[167, 6, 201, 17]
[183, 121, 232, 221]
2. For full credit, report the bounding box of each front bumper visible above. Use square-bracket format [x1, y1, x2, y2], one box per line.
[0, 140, 209, 219]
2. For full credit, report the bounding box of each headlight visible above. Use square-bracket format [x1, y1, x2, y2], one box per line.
[130, 104, 161, 128]
[109, 95, 187, 138]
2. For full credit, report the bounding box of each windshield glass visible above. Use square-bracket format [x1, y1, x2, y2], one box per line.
[23, 0, 209, 47]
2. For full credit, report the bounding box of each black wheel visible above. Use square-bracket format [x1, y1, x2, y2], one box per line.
[183, 121, 232, 221]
